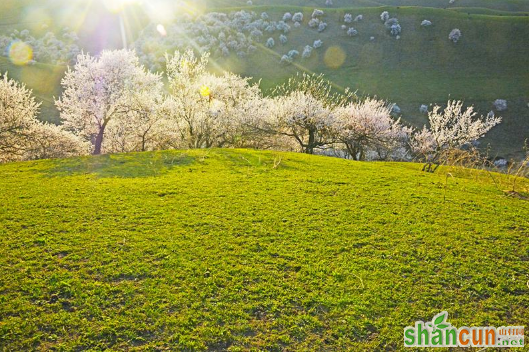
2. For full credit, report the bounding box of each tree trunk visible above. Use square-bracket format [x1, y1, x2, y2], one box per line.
[93, 125, 106, 155]
[306, 129, 316, 154]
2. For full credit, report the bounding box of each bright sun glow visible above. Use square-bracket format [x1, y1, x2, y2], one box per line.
[8, 41, 33, 66]
[102, 0, 140, 13]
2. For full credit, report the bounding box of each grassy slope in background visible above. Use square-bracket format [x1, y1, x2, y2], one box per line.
[0, 149, 528, 350]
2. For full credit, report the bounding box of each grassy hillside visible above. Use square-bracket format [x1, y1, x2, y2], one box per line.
[1, 149, 528, 350]
[0, 1, 528, 157]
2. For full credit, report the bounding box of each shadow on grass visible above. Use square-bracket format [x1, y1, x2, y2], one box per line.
[40, 151, 195, 178]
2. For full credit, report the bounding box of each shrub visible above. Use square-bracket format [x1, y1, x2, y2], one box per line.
[347, 28, 358, 37]
[312, 9, 324, 18]
[292, 12, 303, 22]
[266, 37, 275, 48]
[380, 11, 389, 22]
[421, 20, 432, 26]
[318, 22, 328, 32]
[325, 0, 333, 6]
[308, 18, 320, 28]
[391, 104, 401, 114]
[493, 99, 508, 111]
[283, 12, 292, 21]
[313, 39, 323, 48]
[354, 15, 363, 22]
[302, 45, 313, 58]
[344, 14, 353, 23]
[261, 12, 269, 20]
[279, 34, 287, 44]
[384, 18, 399, 29]
[288, 50, 299, 58]
[280, 54, 293, 64]
[420, 104, 428, 114]
[449, 28, 461, 43]
[390, 24, 402, 36]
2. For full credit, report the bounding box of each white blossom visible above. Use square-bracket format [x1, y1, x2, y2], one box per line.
[335, 98, 412, 160]
[280, 54, 293, 64]
[312, 9, 324, 18]
[421, 20, 432, 26]
[493, 99, 507, 111]
[410, 100, 502, 167]
[0, 73, 86, 162]
[308, 18, 320, 28]
[347, 27, 358, 37]
[302, 45, 313, 59]
[56, 50, 162, 155]
[288, 49, 299, 58]
[292, 13, 304, 22]
[449, 28, 461, 43]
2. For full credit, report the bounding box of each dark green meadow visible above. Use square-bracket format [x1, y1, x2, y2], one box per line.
[1, 149, 528, 350]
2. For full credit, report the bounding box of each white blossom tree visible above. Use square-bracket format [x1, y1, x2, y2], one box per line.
[0, 73, 86, 162]
[269, 73, 353, 154]
[449, 29, 461, 43]
[165, 50, 262, 149]
[0, 74, 39, 162]
[334, 98, 411, 161]
[410, 100, 502, 171]
[56, 50, 162, 155]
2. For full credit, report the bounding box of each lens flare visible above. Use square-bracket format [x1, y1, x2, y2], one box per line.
[200, 85, 211, 97]
[324, 46, 346, 69]
[8, 41, 33, 66]
[156, 24, 167, 36]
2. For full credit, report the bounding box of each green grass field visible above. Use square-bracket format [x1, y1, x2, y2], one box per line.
[1, 1, 528, 158]
[1, 149, 528, 350]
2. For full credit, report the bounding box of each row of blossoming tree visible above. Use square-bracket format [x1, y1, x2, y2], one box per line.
[0, 49, 501, 171]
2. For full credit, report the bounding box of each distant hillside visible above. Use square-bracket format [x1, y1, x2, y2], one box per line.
[1, 149, 528, 350]
[0, 1, 527, 157]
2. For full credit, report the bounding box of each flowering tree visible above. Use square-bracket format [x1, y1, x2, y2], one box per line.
[410, 100, 501, 171]
[0, 73, 86, 162]
[449, 29, 461, 43]
[269, 73, 353, 154]
[103, 89, 172, 153]
[56, 50, 162, 155]
[165, 50, 262, 149]
[334, 98, 411, 161]
[23, 123, 89, 160]
[0, 74, 40, 162]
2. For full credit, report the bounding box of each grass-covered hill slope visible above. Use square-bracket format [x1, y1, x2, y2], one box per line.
[1, 149, 528, 350]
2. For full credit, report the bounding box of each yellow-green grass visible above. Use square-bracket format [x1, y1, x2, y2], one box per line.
[0, 149, 528, 350]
